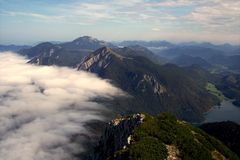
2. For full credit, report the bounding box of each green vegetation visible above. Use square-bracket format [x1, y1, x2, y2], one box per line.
[215, 74, 240, 106]
[97, 50, 220, 122]
[129, 136, 167, 160]
[206, 82, 225, 101]
[200, 121, 240, 157]
[114, 113, 239, 160]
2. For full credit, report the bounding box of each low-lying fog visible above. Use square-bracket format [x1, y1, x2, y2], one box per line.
[0, 52, 123, 160]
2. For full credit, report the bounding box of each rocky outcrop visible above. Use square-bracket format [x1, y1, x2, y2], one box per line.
[137, 74, 167, 95]
[166, 145, 181, 160]
[89, 113, 239, 160]
[27, 44, 63, 65]
[77, 47, 124, 72]
[77, 46, 219, 123]
[21, 36, 115, 67]
[90, 113, 145, 160]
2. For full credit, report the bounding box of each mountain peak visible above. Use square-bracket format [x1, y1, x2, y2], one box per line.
[62, 36, 115, 50]
[73, 36, 97, 42]
[35, 42, 54, 47]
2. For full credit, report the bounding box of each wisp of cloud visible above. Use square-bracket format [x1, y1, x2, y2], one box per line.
[0, 52, 122, 160]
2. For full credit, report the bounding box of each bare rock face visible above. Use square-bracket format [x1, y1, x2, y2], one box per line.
[78, 47, 112, 71]
[91, 114, 145, 160]
[22, 36, 115, 67]
[137, 74, 167, 95]
[28, 44, 62, 65]
[166, 145, 181, 160]
[78, 47, 123, 72]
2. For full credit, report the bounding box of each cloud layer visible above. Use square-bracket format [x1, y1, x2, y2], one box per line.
[0, 0, 239, 44]
[0, 52, 122, 160]
[3, 0, 239, 29]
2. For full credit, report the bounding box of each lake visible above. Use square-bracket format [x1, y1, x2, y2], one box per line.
[204, 100, 240, 124]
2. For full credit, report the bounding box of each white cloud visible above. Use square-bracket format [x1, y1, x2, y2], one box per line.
[2, 11, 66, 22]
[152, 27, 160, 31]
[1, 0, 239, 43]
[146, 0, 193, 7]
[185, 0, 240, 32]
[3, 0, 239, 29]
[0, 52, 123, 160]
[56, 0, 240, 32]
[54, 0, 177, 24]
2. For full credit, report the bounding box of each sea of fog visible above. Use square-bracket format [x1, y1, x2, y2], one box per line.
[0, 52, 123, 160]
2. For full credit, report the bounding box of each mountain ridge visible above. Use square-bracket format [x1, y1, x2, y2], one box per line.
[78, 46, 220, 122]
[90, 113, 239, 160]
[19, 36, 115, 67]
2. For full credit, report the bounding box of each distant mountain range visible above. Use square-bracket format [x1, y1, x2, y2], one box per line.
[77, 46, 219, 122]
[170, 54, 212, 69]
[0, 44, 30, 52]
[18, 36, 114, 67]
[2, 37, 240, 72]
[117, 40, 240, 56]
[17, 36, 239, 122]
[160, 46, 240, 73]
[118, 40, 174, 48]
[117, 40, 240, 73]
[179, 42, 240, 54]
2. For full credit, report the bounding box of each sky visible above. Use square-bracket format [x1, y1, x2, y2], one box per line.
[0, 0, 240, 45]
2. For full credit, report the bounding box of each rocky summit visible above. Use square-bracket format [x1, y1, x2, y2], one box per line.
[90, 113, 239, 160]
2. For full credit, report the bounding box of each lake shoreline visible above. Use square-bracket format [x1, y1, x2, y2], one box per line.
[202, 100, 240, 124]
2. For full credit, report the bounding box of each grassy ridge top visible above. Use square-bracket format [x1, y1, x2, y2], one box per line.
[112, 113, 239, 160]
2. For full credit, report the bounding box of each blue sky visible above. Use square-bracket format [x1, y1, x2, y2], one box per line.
[0, 0, 240, 44]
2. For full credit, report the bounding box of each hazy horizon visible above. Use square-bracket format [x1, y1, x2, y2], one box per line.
[0, 0, 240, 45]
[0, 35, 239, 46]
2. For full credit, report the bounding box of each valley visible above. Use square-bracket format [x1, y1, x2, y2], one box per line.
[204, 100, 240, 123]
